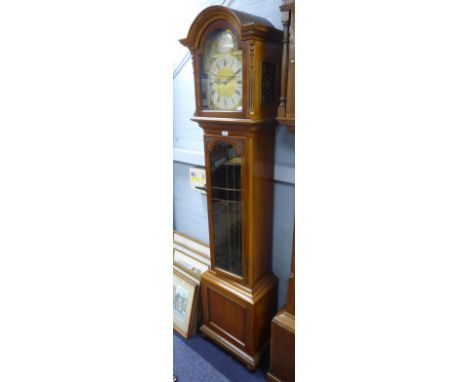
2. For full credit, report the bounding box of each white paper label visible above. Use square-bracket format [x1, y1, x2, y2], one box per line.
[222, 130, 228, 136]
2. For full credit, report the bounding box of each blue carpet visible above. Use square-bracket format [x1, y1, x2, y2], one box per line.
[173, 332, 268, 382]
[173, 335, 230, 382]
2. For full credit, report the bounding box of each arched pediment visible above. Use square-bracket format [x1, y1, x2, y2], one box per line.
[179, 6, 281, 50]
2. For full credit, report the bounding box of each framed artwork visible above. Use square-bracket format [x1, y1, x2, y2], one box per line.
[173, 266, 199, 338]
[174, 265, 203, 328]
[173, 248, 209, 281]
[173, 230, 211, 261]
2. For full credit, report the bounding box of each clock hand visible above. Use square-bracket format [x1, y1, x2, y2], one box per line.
[217, 68, 241, 84]
[222, 70, 241, 85]
[214, 67, 241, 85]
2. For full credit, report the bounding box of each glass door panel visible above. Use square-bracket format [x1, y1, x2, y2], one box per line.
[209, 141, 243, 276]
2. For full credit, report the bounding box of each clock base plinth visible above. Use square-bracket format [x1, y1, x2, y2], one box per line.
[200, 270, 278, 370]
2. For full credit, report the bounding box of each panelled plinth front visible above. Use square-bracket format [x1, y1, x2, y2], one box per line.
[200, 269, 278, 370]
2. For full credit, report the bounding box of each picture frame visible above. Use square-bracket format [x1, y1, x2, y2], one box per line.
[173, 242, 210, 268]
[173, 248, 209, 281]
[173, 266, 199, 339]
[173, 230, 211, 261]
[173, 265, 203, 329]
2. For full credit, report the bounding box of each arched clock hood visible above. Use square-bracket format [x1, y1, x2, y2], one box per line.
[179, 6, 281, 50]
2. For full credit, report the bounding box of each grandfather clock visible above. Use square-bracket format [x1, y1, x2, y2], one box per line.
[180, 6, 282, 370]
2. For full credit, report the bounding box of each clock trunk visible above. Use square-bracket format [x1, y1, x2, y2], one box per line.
[200, 121, 278, 370]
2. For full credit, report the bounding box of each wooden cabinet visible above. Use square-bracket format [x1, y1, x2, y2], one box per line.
[268, 1, 295, 379]
[180, 6, 282, 371]
[277, 0, 295, 132]
[268, 234, 295, 382]
[268, 311, 295, 382]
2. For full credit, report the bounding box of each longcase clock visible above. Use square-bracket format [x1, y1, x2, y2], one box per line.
[180, 6, 282, 370]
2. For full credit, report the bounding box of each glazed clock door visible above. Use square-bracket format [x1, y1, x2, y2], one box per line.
[206, 139, 245, 279]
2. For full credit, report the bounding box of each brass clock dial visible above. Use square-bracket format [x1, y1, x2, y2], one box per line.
[201, 29, 243, 111]
[208, 54, 242, 110]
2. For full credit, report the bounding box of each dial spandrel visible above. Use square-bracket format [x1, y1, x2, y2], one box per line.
[201, 29, 243, 111]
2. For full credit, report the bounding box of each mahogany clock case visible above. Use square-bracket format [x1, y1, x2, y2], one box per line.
[180, 6, 283, 371]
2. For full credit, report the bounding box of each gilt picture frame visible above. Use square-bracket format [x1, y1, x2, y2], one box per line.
[173, 242, 210, 268]
[173, 230, 211, 261]
[173, 266, 199, 339]
[173, 248, 209, 281]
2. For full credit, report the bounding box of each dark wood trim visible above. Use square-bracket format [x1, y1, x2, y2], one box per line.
[277, 8, 290, 118]
[276, 1, 295, 131]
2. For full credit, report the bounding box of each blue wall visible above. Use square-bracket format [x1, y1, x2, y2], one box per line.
[173, 0, 294, 308]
